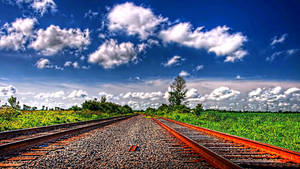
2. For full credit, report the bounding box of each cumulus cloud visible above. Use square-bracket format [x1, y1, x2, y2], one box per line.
[64, 61, 72, 67]
[34, 90, 64, 100]
[186, 88, 199, 98]
[108, 2, 167, 39]
[0, 18, 36, 51]
[207, 86, 240, 101]
[284, 87, 300, 95]
[270, 33, 287, 46]
[122, 91, 163, 100]
[68, 90, 88, 99]
[164, 55, 183, 67]
[31, 0, 57, 15]
[72, 61, 79, 69]
[88, 39, 137, 69]
[0, 85, 17, 96]
[29, 25, 90, 56]
[159, 23, 247, 62]
[179, 70, 190, 77]
[35, 58, 51, 69]
[248, 86, 285, 102]
[35, 58, 63, 70]
[5, 0, 56, 16]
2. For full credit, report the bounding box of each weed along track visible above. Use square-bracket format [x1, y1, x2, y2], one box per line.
[0, 115, 135, 167]
[153, 117, 300, 169]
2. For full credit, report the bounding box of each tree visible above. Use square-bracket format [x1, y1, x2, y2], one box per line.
[168, 76, 188, 106]
[23, 104, 31, 110]
[101, 96, 107, 103]
[8, 96, 20, 109]
[193, 103, 204, 116]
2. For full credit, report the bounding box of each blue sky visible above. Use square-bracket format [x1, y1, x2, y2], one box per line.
[0, 0, 299, 111]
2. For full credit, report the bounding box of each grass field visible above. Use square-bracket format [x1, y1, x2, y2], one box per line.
[161, 111, 300, 152]
[0, 107, 130, 131]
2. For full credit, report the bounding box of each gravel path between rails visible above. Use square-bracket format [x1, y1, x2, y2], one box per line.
[23, 115, 213, 168]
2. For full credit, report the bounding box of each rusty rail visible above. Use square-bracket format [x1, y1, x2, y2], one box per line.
[0, 115, 129, 140]
[160, 117, 300, 164]
[0, 115, 136, 159]
[152, 118, 242, 169]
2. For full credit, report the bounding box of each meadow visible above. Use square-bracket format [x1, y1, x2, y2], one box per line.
[160, 111, 300, 152]
[0, 107, 129, 131]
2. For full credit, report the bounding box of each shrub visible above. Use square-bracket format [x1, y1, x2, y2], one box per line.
[193, 104, 204, 116]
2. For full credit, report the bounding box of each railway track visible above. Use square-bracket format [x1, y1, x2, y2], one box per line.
[153, 117, 300, 169]
[0, 115, 136, 164]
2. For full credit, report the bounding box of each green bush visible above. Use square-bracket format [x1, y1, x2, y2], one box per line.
[193, 104, 203, 116]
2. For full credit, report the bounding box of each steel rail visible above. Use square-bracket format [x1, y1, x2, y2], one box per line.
[0, 115, 127, 140]
[0, 115, 136, 159]
[160, 117, 300, 163]
[152, 118, 242, 169]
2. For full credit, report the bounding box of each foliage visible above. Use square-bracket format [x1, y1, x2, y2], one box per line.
[193, 104, 204, 116]
[8, 96, 20, 109]
[81, 99, 133, 114]
[0, 109, 133, 131]
[168, 76, 187, 106]
[101, 96, 107, 103]
[160, 111, 300, 152]
[69, 105, 82, 111]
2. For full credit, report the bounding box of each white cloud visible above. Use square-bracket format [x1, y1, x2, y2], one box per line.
[266, 51, 283, 62]
[195, 65, 204, 71]
[68, 90, 88, 99]
[30, 25, 90, 56]
[266, 49, 298, 62]
[5, 0, 56, 16]
[88, 39, 137, 69]
[98, 92, 114, 100]
[122, 91, 163, 100]
[164, 55, 183, 67]
[270, 33, 287, 46]
[207, 86, 240, 101]
[35, 58, 63, 70]
[186, 88, 199, 98]
[284, 87, 300, 95]
[286, 49, 299, 55]
[159, 23, 247, 62]
[34, 90, 64, 100]
[248, 86, 286, 102]
[0, 18, 36, 51]
[236, 75, 241, 80]
[84, 9, 99, 19]
[35, 58, 51, 69]
[31, 0, 57, 16]
[108, 2, 167, 39]
[248, 88, 262, 97]
[0, 85, 17, 96]
[179, 70, 190, 77]
[72, 61, 79, 69]
[64, 61, 80, 69]
[224, 50, 247, 63]
[64, 61, 72, 67]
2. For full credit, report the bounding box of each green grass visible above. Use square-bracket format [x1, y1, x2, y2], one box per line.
[0, 108, 131, 131]
[161, 111, 300, 152]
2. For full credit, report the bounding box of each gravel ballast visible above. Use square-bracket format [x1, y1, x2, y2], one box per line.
[23, 115, 213, 168]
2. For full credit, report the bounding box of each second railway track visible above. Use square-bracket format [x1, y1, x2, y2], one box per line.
[153, 117, 300, 169]
[0, 115, 136, 162]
